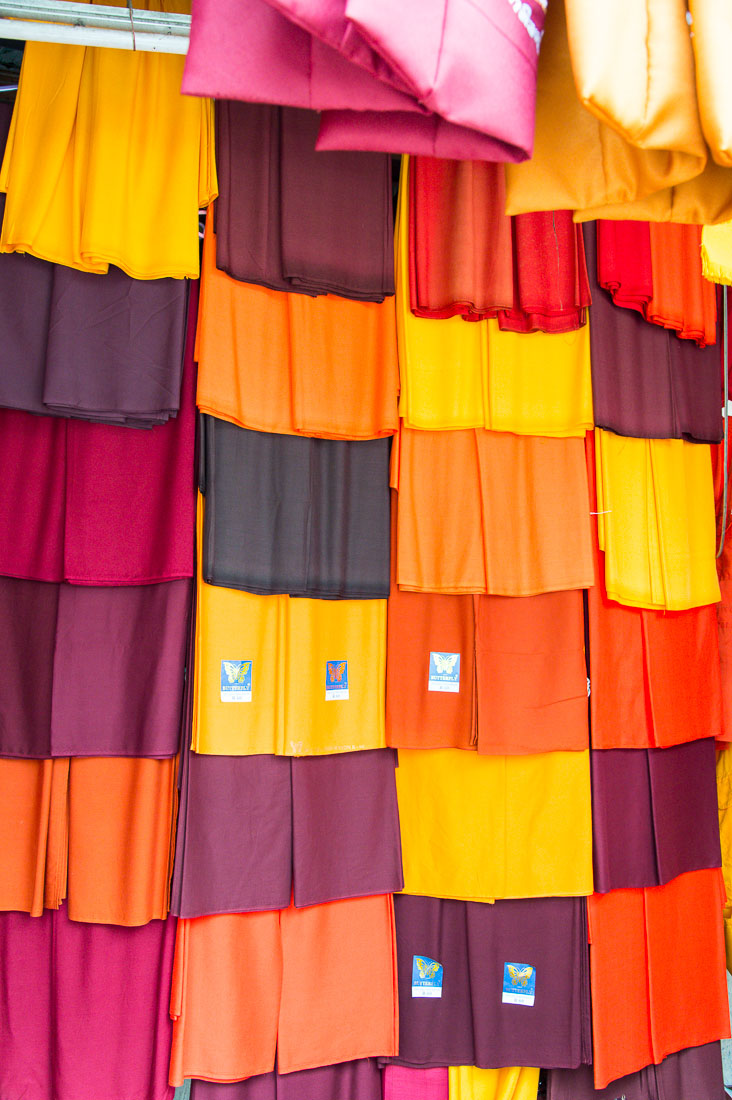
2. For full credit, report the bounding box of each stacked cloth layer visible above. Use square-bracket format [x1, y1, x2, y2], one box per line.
[189, 1061, 383, 1100]
[383, 1066, 541, 1100]
[547, 1042, 726, 1100]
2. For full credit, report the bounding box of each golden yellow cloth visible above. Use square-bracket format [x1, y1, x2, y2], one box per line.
[690, 0, 732, 167]
[193, 497, 386, 755]
[717, 748, 732, 968]
[396, 748, 593, 901]
[595, 429, 720, 611]
[396, 159, 593, 437]
[449, 1067, 540, 1100]
[0, 1, 217, 279]
[702, 222, 732, 284]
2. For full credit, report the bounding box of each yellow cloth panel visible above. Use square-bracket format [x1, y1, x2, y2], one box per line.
[0, 3, 217, 279]
[690, 0, 732, 167]
[449, 1067, 540, 1100]
[396, 748, 593, 901]
[193, 498, 386, 755]
[702, 222, 732, 285]
[395, 159, 593, 437]
[595, 429, 720, 611]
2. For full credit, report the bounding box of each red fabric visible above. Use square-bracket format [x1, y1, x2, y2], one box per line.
[596, 220, 653, 314]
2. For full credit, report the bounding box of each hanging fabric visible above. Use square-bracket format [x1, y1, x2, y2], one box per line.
[546, 1042, 726, 1100]
[188, 1061, 383, 1100]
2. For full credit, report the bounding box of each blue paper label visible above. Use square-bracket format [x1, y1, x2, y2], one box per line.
[220, 660, 252, 702]
[412, 955, 443, 998]
[428, 652, 460, 693]
[325, 660, 349, 701]
[502, 962, 536, 1006]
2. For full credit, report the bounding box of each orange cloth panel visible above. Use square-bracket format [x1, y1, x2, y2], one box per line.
[391, 423, 593, 596]
[588, 868, 730, 1089]
[0, 757, 67, 915]
[169, 895, 398, 1084]
[196, 220, 399, 440]
[647, 223, 717, 346]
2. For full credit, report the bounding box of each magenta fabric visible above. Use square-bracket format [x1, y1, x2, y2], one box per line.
[0, 906, 176, 1100]
[315, 110, 515, 159]
[0, 285, 196, 584]
[382, 1067, 449, 1100]
[188, 1060, 383, 1100]
[182, 0, 538, 160]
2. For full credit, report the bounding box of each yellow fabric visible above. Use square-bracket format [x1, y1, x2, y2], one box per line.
[396, 748, 593, 901]
[193, 497, 386, 755]
[595, 429, 720, 611]
[396, 159, 593, 437]
[702, 222, 732, 285]
[448, 1067, 540, 1100]
[0, 0, 217, 279]
[690, 0, 732, 167]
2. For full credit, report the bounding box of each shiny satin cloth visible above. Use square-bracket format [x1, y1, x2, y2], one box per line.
[0, 2, 216, 278]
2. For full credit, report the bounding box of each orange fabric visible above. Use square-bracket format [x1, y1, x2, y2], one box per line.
[587, 432, 724, 748]
[473, 590, 588, 754]
[646, 223, 717, 346]
[391, 422, 593, 596]
[169, 895, 398, 1085]
[588, 868, 730, 1089]
[196, 219, 399, 440]
[0, 754, 177, 925]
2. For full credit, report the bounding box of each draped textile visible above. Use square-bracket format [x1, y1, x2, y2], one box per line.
[408, 156, 590, 332]
[717, 749, 732, 965]
[389, 893, 591, 1070]
[596, 220, 653, 312]
[591, 738, 722, 892]
[171, 747, 403, 916]
[169, 896, 398, 1083]
[587, 868, 730, 1088]
[0, 907, 176, 1100]
[690, 0, 732, 167]
[395, 159, 594, 436]
[197, 218, 399, 439]
[215, 101, 393, 301]
[585, 223, 722, 443]
[382, 1066, 541, 1100]
[547, 1042, 726, 1100]
[199, 416, 390, 598]
[0, 309, 196, 584]
[391, 423, 593, 595]
[189, 1061, 383, 1100]
[0, 4, 216, 278]
[0, 755, 178, 926]
[395, 747, 593, 900]
[0, 576, 190, 757]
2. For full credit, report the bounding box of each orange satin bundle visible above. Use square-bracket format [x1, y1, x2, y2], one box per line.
[588, 868, 730, 1089]
[391, 423, 593, 596]
[169, 895, 398, 1084]
[0, 755, 178, 925]
[196, 218, 399, 440]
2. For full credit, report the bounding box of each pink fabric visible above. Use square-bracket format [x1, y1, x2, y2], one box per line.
[182, 0, 543, 160]
[382, 1067, 449, 1100]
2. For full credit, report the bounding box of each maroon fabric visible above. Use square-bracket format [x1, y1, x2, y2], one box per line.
[0, 285, 197, 584]
[188, 1061, 383, 1100]
[547, 1042, 726, 1100]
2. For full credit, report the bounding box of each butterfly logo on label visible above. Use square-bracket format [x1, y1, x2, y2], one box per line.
[433, 653, 459, 675]
[223, 661, 251, 685]
[507, 964, 533, 988]
[327, 661, 347, 683]
[415, 957, 440, 980]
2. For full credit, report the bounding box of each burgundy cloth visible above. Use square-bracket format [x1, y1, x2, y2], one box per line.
[0, 286, 197, 584]
[182, 0, 540, 161]
[0, 906, 176, 1100]
[215, 101, 394, 301]
[596, 220, 653, 315]
[388, 893, 591, 1071]
[0, 576, 190, 757]
[584, 223, 723, 444]
[188, 1060, 383, 1100]
[547, 1042, 726, 1100]
[409, 156, 591, 332]
[171, 747, 403, 916]
[591, 738, 722, 893]
[383, 1067, 448, 1100]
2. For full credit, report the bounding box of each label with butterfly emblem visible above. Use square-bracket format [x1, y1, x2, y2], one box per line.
[502, 962, 536, 1006]
[411, 955, 443, 998]
[428, 652, 460, 693]
[220, 660, 252, 702]
[325, 660, 349, 701]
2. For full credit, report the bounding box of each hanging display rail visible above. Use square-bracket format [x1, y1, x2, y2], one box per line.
[0, 1, 190, 52]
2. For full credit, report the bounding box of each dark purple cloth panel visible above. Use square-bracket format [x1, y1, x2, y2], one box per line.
[0, 576, 191, 757]
[171, 747, 403, 917]
[188, 1060, 383, 1100]
[547, 1041, 726, 1100]
[591, 738, 722, 893]
[584, 222, 723, 444]
[388, 893, 591, 1071]
[215, 101, 394, 301]
[0, 907, 176, 1100]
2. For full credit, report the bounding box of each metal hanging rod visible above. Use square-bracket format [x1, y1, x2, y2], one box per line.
[0, 1, 190, 53]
